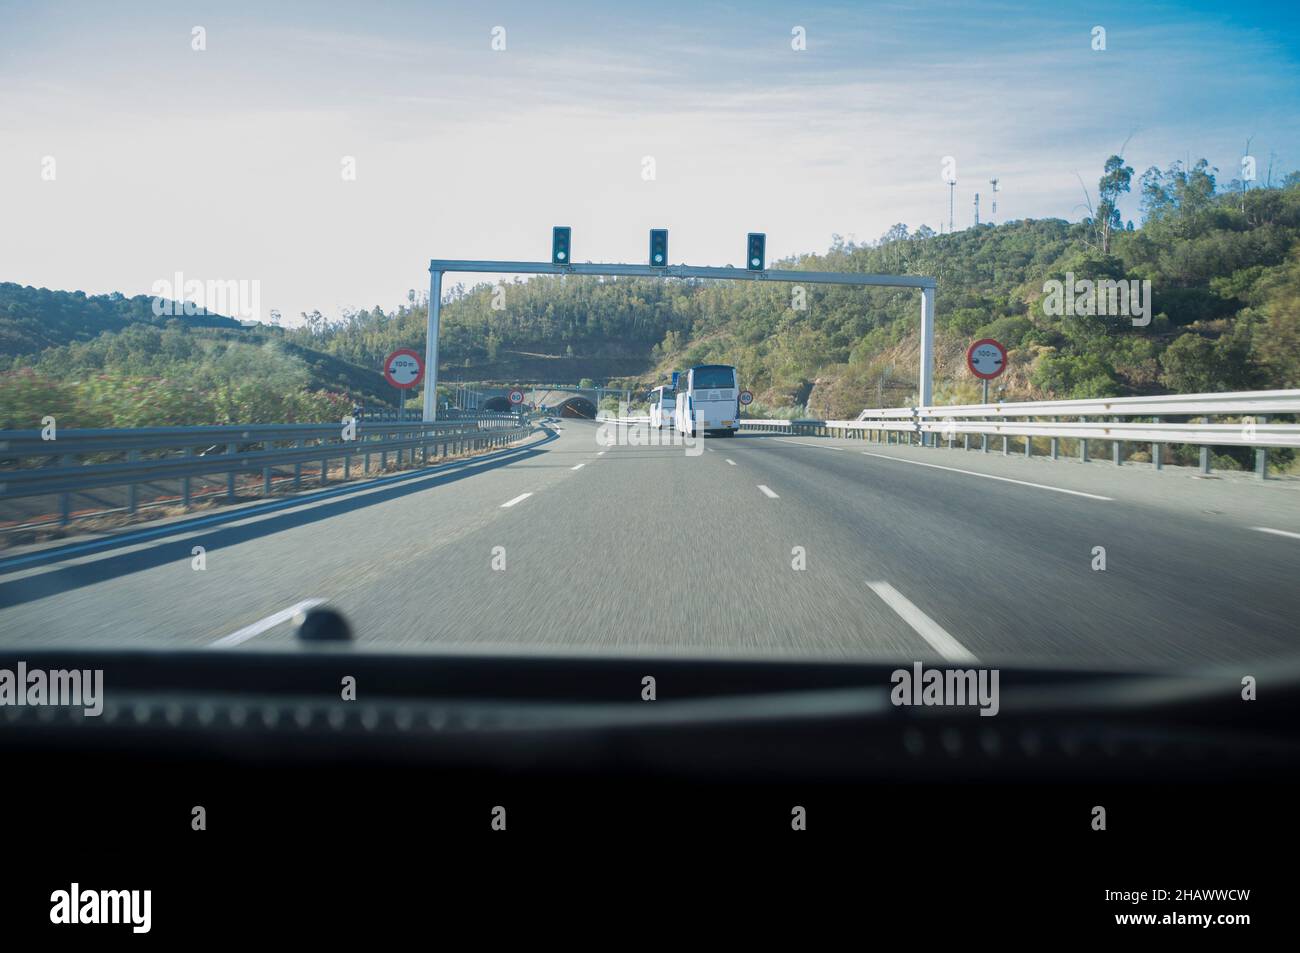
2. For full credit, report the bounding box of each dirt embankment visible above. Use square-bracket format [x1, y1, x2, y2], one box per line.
[805, 331, 1046, 418]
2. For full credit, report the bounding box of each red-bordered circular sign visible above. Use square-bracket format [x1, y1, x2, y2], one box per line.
[383, 348, 424, 389]
[966, 338, 1007, 380]
[738, 390, 754, 406]
[508, 389, 525, 405]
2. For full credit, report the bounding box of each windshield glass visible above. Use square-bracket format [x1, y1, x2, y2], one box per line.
[691, 366, 736, 390]
[1, 2, 1298, 683]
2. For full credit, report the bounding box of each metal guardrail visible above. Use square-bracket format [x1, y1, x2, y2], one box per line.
[741, 390, 1300, 479]
[914, 390, 1300, 418]
[0, 413, 529, 526]
[740, 418, 920, 435]
[737, 419, 828, 434]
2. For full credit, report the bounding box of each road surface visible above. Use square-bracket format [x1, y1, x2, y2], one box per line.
[2, 420, 1298, 668]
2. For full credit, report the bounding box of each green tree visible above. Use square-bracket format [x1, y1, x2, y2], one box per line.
[1158, 334, 1217, 392]
[1095, 155, 1134, 253]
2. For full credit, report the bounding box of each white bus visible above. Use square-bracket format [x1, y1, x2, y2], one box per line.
[647, 385, 676, 429]
[674, 364, 740, 437]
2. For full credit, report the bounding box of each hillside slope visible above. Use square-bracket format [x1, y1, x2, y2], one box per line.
[5, 158, 1298, 431]
[0, 283, 242, 361]
[285, 159, 1299, 419]
[0, 288, 400, 428]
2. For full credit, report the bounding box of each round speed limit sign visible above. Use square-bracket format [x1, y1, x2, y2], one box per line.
[508, 389, 525, 405]
[966, 339, 1007, 380]
[738, 390, 754, 406]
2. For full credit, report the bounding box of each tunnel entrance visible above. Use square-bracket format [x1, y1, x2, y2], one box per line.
[483, 396, 512, 412]
[558, 397, 597, 419]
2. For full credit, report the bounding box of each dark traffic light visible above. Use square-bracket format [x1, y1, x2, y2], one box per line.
[649, 228, 668, 266]
[746, 232, 766, 271]
[552, 226, 571, 265]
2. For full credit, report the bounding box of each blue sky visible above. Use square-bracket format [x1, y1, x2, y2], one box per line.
[2, 0, 1298, 323]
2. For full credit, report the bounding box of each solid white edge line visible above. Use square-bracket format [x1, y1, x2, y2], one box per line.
[786, 440, 844, 451]
[866, 581, 977, 663]
[212, 599, 325, 648]
[860, 451, 1113, 501]
[501, 492, 533, 508]
[757, 484, 779, 498]
[1252, 526, 1300, 541]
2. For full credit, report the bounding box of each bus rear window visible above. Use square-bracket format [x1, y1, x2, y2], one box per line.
[692, 367, 735, 389]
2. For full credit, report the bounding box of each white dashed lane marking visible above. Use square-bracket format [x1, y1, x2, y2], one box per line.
[866, 581, 977, 663]
[501, 492, 533, 508]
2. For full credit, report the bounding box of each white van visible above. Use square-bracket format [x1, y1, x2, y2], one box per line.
[648, 385, 677, 429]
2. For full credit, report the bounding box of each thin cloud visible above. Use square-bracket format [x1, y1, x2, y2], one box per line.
[1, 0, 1297, 321]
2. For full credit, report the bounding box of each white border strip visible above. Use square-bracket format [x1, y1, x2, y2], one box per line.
[788, 440, 844, 450]
[1251, 526, 1300, 541]
[861, 451, 1113, 501]
[212, 599, 325, 648]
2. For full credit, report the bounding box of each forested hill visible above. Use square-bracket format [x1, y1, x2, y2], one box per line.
[0, 287, 392, 428]
[285, 159, 1300, 417]
[3, 157, 1299, 427]
[0, 283, 242, 359]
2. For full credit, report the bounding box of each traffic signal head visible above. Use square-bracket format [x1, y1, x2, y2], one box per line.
[746, 232, 766, 271]
[649, 228, 668, 267]
[552, 226, 571, 265]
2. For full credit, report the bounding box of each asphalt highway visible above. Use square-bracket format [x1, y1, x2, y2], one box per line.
[2, 420, 1298, 669]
